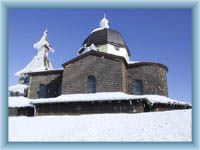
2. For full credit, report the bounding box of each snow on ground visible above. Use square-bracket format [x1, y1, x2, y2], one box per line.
[9, 109, 191, 142]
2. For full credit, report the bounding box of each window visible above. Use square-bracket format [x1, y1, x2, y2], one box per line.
[86, 75, 96, 93]
[38, 84, 46, 98]
[132, 80, 143, 95]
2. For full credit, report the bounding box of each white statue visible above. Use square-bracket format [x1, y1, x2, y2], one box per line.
[34, 29, 54, 70]
[15, 29, 54, 77]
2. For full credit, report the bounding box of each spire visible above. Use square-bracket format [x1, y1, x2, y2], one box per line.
[99, 13, 109, 29]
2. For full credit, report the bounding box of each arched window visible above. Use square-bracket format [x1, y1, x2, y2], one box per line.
[86, 75, 96, 93]
[132, 80, 143, 95]
[38, 84, 46, 98]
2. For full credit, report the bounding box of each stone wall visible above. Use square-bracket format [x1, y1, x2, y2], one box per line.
[27, 51, 169, 98]
[127, 62, 168, 96]
[122, 62, 128, 93]
[28, 70, 63, 99]
[62, 54, 125, 94]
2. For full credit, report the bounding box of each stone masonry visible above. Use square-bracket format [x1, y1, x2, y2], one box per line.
[127, 63, 168, 96]
[61, 52, 125, 94]
[28, 51, 168, 99]
[28, 70, 63, 99]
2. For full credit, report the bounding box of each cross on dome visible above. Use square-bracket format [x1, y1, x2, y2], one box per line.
[99, 13, 109, 29]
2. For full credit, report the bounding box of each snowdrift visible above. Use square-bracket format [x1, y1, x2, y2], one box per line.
[9, 109, 191, 142]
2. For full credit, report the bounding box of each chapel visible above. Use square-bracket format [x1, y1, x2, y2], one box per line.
[9, 15, 192, 117]
[10, 15, 168, 99]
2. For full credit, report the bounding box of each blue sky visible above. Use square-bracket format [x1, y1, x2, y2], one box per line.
[8, 9, 192, 102]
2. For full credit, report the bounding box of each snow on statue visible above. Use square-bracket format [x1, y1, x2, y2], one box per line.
[15, 29, 54, 77]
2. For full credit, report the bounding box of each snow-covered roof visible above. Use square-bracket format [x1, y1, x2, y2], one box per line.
[32, 92, 144, 104]
[31, 92, 190, 106]
[15, 57, 53, 76]
[91, 27, 104, 33]
[9, 96, 33, 108]
[27, 68, 63, 75]
[8, 84, 28, 94]
[9, 92, 190, 107]
[141, 95, 189, 105]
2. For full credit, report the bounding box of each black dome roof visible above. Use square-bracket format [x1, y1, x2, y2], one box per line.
[80, 28, 130, 56]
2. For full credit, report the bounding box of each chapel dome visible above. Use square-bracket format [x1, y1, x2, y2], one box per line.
[79, 28, 130, 56]
[78, 14, 131, 60]
[86, 28, 127, 47]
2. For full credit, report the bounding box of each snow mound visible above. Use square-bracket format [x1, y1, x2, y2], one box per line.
[9, 109, 192, 141]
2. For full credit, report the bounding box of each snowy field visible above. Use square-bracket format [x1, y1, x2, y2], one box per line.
[9, 109, 191, 142]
